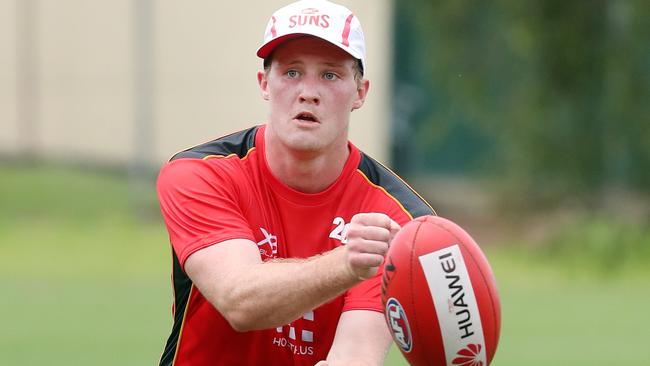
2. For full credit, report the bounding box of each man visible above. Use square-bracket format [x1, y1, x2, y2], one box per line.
[156, 0, 434, 365]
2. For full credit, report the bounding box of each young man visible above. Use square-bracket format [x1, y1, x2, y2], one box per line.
[156, 1, 434, 365]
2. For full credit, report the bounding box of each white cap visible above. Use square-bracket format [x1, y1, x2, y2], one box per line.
[257, 0, 366, 74]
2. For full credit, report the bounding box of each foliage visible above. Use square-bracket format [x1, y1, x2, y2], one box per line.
[393, 0, 650, 204]
[532, 215, 650, 274]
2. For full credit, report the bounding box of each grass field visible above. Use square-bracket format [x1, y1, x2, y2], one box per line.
[1, 163, 649, 365]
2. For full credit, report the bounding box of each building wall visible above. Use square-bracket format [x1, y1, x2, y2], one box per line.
[0, 0, 392, 167]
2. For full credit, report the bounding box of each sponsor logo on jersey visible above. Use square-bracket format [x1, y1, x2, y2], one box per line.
[257, 227, 278, 259]
[418, 245, 486, 365]
[385, 297, 412, 353]
[273, 311, 315, 356]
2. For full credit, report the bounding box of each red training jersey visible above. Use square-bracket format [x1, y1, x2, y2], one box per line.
[157, 125, 434, 366]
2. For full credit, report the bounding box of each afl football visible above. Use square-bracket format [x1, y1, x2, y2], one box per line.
[381, 215, 501, 366]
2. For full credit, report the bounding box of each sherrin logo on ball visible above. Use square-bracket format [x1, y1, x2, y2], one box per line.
[385, 298, 412, 353]
[381, 215, 501, 366]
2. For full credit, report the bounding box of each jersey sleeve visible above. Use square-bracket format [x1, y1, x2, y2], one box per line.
[341, 267, 385, 313]
[157, 158, 255, 267]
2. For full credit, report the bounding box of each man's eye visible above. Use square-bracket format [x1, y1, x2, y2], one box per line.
[323, 72, 338, 80]
[287, 70, 299, 78]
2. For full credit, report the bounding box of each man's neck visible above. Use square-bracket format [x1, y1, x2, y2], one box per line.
[265, 137, 350, 194]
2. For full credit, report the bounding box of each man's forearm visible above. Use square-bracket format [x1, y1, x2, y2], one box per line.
[199, 245, 360, 331]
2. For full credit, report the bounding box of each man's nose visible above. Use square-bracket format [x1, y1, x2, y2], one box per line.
[298, 78, 320, 105]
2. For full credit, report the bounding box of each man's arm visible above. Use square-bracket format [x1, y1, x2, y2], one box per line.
[184, 213, 399, 332]
[320, 310, 393, 366]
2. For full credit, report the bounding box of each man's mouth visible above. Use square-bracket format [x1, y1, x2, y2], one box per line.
[294, 112, 319, 123]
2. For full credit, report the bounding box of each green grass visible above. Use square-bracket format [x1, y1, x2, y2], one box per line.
[0, 163, 170, 365]
[0, 278, 169, 365]
[487, 251, 650, 365]
[1, 163, 649, 365]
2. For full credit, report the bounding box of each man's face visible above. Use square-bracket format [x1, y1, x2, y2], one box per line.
[258, 36, 369, 154]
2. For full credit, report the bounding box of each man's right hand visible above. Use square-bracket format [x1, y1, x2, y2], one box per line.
[343, 213, 401, 280]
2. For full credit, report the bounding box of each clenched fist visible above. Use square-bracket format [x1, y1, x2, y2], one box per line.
[343, 213, 401, 280]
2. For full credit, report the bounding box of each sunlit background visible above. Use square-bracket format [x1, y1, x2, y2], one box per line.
[1, 0, 649, 365]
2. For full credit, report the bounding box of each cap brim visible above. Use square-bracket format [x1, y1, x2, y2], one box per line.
[256, 34, 306, 59]
[256, 33, 363, 62]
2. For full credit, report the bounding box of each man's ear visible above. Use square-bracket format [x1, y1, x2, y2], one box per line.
[257, 70, 270, 100]
[351, 79, 370, 111]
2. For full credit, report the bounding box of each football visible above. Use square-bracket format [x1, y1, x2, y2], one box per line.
[381, 215, 501, 366]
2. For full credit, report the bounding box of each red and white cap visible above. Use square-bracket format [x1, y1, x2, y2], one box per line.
[257, 0, 366, 73]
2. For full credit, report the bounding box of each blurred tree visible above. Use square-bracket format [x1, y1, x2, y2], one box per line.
[392, 0, 650, 206]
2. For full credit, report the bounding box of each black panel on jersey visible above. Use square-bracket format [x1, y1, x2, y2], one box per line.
[170, 126, 259, 161]
[161, 127, 259, 364]
[357, 153, 436, 219]
[159, 250, 193, 366]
